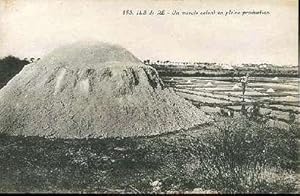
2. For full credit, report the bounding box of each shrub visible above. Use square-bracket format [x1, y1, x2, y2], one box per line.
[0, 56, 29, 88]
[160, 116, 298, 193]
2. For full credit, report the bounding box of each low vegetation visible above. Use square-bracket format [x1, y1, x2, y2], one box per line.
[149, 63, 298, 78]
[0, 115, 297, 193]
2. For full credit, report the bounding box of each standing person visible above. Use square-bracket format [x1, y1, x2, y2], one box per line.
[240, 73, 250, 102]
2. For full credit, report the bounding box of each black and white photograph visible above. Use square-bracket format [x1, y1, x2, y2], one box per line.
[0, 0, 299, 193]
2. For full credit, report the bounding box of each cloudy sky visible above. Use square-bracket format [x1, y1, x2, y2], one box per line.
[0, 0, 298, 65]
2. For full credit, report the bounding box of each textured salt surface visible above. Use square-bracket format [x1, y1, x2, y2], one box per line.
[0, 41, 210, 138]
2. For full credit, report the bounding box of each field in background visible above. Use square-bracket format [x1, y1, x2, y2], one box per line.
[162, 76, 300, 125]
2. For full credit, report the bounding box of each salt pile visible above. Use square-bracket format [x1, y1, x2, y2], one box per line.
[285, 96, 295, 101]
[272, 77, 279, 81]
[266, 88, 275, 93]
[232, 84, 241, 90]
[0, 41, 209, 138]
[204, 82, 215, 87]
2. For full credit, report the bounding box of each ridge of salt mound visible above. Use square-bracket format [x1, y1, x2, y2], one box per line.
[272, 77, 279, 81]
[42, 41, 141, 66]
[0, 42, 210, 139]
[266, 88, 275, 93]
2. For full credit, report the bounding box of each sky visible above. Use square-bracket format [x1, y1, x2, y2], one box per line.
[0, 0, 298, 65]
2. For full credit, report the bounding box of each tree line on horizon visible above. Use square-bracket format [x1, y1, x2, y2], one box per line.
[0, 55, 35, 89]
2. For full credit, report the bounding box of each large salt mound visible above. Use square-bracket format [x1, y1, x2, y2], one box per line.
[0, 42, 210, 138]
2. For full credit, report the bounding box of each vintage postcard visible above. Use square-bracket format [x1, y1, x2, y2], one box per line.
[0, 0, 298, 193]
